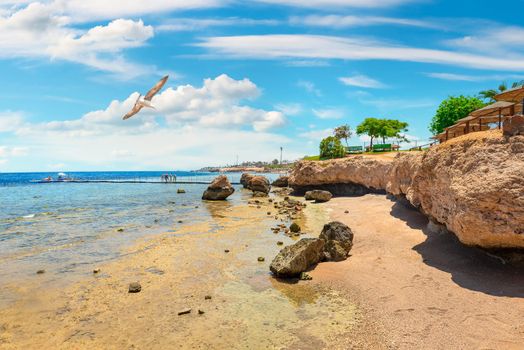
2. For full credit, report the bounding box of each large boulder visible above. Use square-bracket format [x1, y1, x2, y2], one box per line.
[202, 175, 235, 200]
[319, 221, 354, 261]
[247, 176, 271, 194]
[271, 176, 289, 188]
[304, 190, 333, 203]
[503, 115, 524, 137]
[240, 173, 254, 189]
[270, 238, 325, 277]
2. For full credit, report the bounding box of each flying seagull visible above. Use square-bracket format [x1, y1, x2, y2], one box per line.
[123, 75, 169, 120]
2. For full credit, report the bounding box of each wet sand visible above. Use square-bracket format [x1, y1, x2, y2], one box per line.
[0, 194, 383, 349]
[313, 195, 524, 349]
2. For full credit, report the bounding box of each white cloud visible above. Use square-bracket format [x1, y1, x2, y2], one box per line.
[0, 146, 28, 157]
[275, 103, 302, 116]
[312, 108, 345, 120]
[156, 17, 278, 32]
[297, 80, 322, 97]
[299, 128, 333, 141]
[0, 111, 25, 132]
[256, 0, 416, 9]
[198, 34, 524, 71]
[0, 3, 154, 76]
[426, 72, 524, 82]
[290, 15, 434, 29]
[446, 26, 524, 56]
[284, 60, 330, 67]
[339, 74, 386, 88]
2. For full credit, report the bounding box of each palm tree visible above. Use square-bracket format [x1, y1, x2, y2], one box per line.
[479, 81, 524, 102]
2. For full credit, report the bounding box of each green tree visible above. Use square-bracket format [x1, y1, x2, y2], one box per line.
[382, 119, 409, 143]
[319, 136, 345, 160]
[333, 124, 352, 146]
[479, 81, 524, 102]
[356, 118, 383, 148]
[429, 96, 485, 135]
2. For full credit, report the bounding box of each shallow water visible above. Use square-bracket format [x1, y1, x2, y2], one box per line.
[0, 171, 279, 283]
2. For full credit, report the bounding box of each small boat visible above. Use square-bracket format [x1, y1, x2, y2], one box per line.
[56, 172, 73, 182]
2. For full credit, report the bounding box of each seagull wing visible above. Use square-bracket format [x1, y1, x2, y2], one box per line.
[122, 100, 144, 120]
[144, 75, 169, 101]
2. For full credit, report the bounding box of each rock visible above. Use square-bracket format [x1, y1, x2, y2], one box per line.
[277, 241, 284, 245]
[128, 282, 141, 293]
[247, 176, 271, 194]
[240, 173, 254, 188]
[267, 212, 271, 215]
[36, 269, 45, 274]
[272, 176, 289, 188]
[93, 268, 101, 274]
[178, 308, 191, 315]
[258, 257, 265, 262]
[178, 220, 183, 223]
[224, 249, 230, 253]
[205, 295, 212, 300]
[269, 238, 325, 277]
[503, 115, 524, 137]
[177, 189, 186, 194]
[344, 210, 349, 214]
[300, 272, 312, 280]
[304, 190, 333, 203]
[319, 221, 354, 262]
[116, 228, 124, 232]
[198, 309, 205, 315]
[253, 191, 268, 198]
[202, 175, 235, 201]
[289, 222, 301, 233]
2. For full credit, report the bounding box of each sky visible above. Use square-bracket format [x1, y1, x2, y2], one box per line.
[1, 0, 524, 172]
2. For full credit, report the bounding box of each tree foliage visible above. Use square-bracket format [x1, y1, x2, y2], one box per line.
[429, 95, 485, 135]
[356, 118, 409, 147]
[333, 124, 352, 146]
[319, 136, 346, 160]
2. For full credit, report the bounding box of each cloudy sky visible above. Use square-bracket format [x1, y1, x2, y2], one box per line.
[1, 0, 523, 171]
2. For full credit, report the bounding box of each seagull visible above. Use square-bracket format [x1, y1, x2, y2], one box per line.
[123, 75, 169, 120]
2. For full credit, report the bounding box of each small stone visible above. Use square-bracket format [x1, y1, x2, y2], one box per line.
[177, 189, 186, 194]
[116, 228, 124, 232]
[277, 241, 284, 246]
[258, 257, 265, 262]
[93, 268, 101, 274]
[36, 269, 45, 274]
[178, 308, 191, 315]
[344, 210, 349, 214]
[267, 212, 271, 215]
[224, 249, 230, 253]
[198, 309, 205, 315]
[257, 205, 261, 209]
[300, 272, 312, 280]
[128, 282, 141, 293]
[205, 295, 212, 300]
[289, 222, 301, 233]
[178, 220, 183, 224]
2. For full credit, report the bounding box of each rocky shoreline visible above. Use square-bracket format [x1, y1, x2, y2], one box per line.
[289, 130, 524, 250]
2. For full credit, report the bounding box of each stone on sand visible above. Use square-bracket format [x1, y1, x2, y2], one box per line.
[319, 221, 354, 262]
[269, 238, 325, 277]
[202, 175, 235, 201]
[305, 190, 333, 203]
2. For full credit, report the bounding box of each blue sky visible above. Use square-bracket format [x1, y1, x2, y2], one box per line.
[1, 0, 524, 171]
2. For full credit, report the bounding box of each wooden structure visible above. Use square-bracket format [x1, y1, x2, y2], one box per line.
[433, 86, 524, 143]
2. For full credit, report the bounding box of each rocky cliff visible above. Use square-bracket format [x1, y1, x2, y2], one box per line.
[290, 130, 524, 249]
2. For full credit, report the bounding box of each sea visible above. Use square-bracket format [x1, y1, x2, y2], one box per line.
[0, 171, 280, 285]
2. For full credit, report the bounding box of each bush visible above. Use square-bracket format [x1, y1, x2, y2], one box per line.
[319, 136, 345, 160]
[429, 96, 485, 135]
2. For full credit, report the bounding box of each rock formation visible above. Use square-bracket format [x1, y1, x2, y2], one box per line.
[240, 173, 254, 189]
[304, 190, 333, 203]
[202, 175, 235, 200]
[247, 176, 271, 194]
[290, 130, 524, 249]
[319, 222, 354, 261]
[503, 115, 524, 137]
[270, 238, 325, 277]
[271, 176, 289, 187]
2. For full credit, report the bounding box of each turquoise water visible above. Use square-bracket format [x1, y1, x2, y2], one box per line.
[0, 171, 279, 282]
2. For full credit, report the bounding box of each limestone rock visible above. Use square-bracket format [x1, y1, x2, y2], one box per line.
[247, 176, 271, 194]
[240, 173, 254, 188]
[269, 238, 325, 277]
[272, 176, 289, 188]
[503, 115, 524, 137]
[202, 175, 235, 200]
[128, 282, 141, 293]
[319, 221, 354, 261]
[304, 190, 333, 203]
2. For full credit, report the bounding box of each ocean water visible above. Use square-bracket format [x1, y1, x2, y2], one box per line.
[0, 171, 279, 283]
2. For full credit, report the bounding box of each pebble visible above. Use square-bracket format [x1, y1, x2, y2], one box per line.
[224, 249, 230, 253]
[93, 268, 101, 274]
[178, 220, 183, 223]
[128, 282, 142, 293]
[257, 257, 265, 262]
[267, 212, 271, 215]
[177, 189, 186, 194]
[36, 269, 45, 274]
[300, 272, 312, 281]
[178, 308, 191, 315]
[277, 241, 284, 245]
[116, 228, 124, 232]
[205, 295, 212, 300]
[198, 309, 205, 315]
[344, 210, 349, 214]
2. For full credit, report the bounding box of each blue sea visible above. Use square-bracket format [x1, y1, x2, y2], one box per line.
[0, 171, 279, 284]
